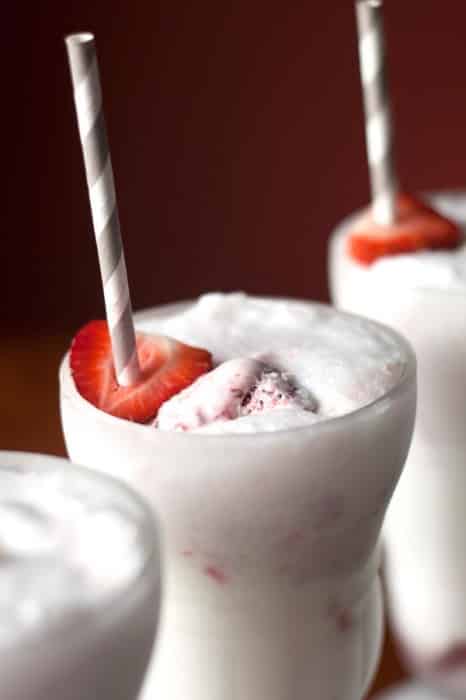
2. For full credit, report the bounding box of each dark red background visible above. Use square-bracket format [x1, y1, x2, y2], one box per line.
[4, 1, 466, 335]
[3, 3, 465, 694]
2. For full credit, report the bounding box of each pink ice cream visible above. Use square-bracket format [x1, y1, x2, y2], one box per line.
[155, 358, 317, 432]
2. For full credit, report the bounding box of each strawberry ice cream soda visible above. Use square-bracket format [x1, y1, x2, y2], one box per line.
[60, 293, 416, 700]
[0, 451, 160, 700]
[329, 191, 466, 696]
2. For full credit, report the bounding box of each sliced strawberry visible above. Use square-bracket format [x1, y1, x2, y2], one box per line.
[70, 320, 212, 422]
[348, 193, 462, 265]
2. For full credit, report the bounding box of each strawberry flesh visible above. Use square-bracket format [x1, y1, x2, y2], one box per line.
[70, 320, 213, 422]
[348, 193, 462, 265]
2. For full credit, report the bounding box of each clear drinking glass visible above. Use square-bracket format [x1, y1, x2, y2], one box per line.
[0, 450, 161, 700]
[60, 298, 416, 700]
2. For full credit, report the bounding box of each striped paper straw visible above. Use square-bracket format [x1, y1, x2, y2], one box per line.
[355, 0, 397, 225]
[65, 33, 140, 386]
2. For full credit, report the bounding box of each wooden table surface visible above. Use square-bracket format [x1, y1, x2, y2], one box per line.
[1, 333, 408, 697]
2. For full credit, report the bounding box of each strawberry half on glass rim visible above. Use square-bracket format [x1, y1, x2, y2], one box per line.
[348, 193, 463, 266]
[70, 320, 213, 423]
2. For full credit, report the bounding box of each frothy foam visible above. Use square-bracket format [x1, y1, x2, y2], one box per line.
[0, 466, 147, 648]
[137, 294, 407, 433]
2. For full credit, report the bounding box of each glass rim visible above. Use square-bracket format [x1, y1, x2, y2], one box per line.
[60, 296, 417, 444]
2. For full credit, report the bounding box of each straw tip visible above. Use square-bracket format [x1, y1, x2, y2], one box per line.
[65, 32, 95, 47]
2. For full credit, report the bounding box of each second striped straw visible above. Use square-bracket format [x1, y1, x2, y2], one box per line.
[355, 0, 398, 226]
[65, 32, 141, 386]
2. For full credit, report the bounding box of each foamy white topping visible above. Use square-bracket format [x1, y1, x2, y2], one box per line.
[137, 294, 406, 434]
[0, 467, 147, 648]
[352, 192, 466, 290]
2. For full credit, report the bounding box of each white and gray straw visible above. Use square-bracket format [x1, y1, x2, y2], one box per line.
[355, 0, 397, 225]
[65, 32, 141, 386]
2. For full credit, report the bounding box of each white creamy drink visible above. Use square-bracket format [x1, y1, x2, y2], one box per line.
[329, 192, 466, 695]
[0, 451, 161, 700]
[60, 294, 416, 700]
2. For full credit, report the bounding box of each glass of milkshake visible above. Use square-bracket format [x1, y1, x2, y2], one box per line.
[0, 450, 161, 700]
[59, 293, 416, 700]
[329, 191, 466, 699]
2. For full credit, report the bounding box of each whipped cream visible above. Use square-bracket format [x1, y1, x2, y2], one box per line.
[137, 294, 406, 434]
